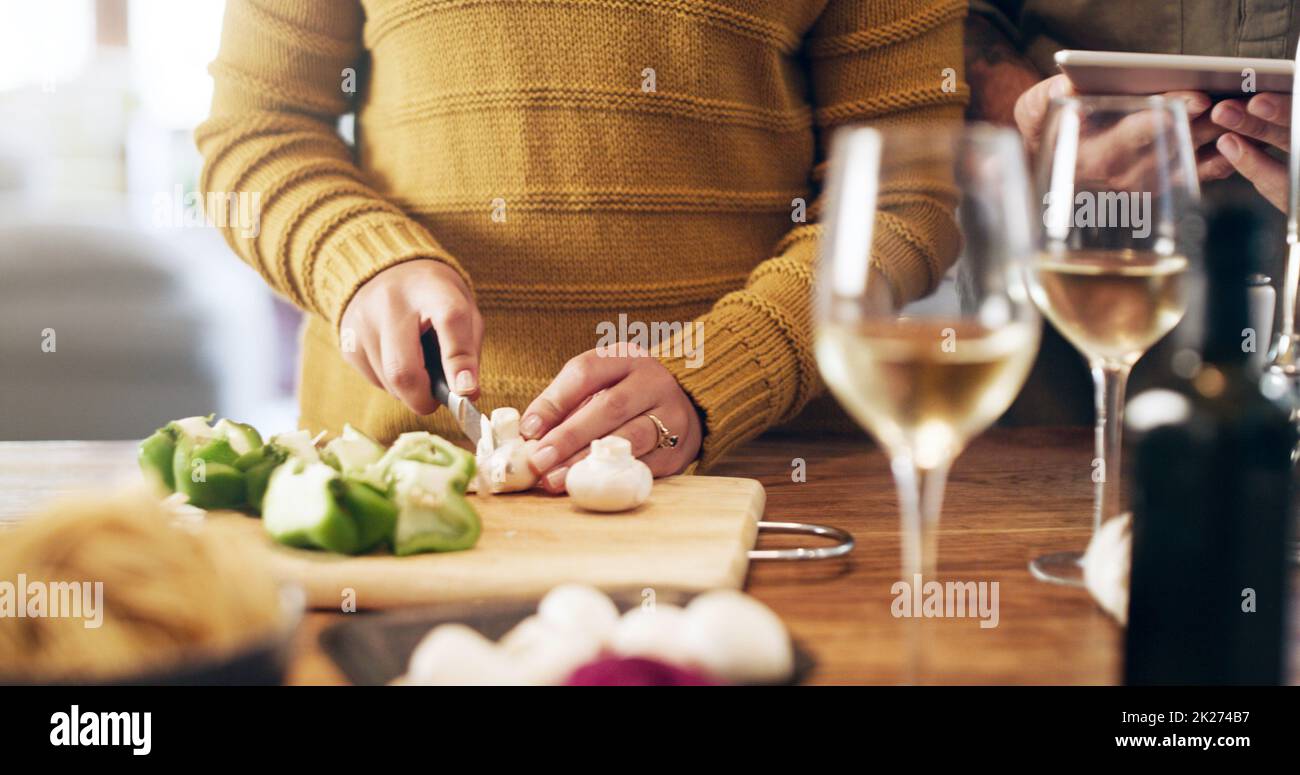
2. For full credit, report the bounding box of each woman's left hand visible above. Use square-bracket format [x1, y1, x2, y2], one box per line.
[520, 343, 703, 493]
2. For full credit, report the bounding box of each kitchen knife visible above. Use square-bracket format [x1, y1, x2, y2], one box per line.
[1265, 37, 1300, 377]
[420, 328, 483, 447]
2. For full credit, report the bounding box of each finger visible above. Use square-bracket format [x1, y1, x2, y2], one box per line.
[539, 415, 660, 494]
[1014, 75, 1072, 149]
[1246, 92, 1290, 127]
[1195, 145, 1235, 182]
[378, 312, 436, 415]
[529, 378, 657, 477]
[520, 349, 635, 440]
[425, 299, 480, 399]
[1217, 133, 1289, 211]
[1189, 113, 1228, 148]
[1212, 99, 1290, 151]
[636, 407, 694, 477]
[1161, 91, 1212, 120]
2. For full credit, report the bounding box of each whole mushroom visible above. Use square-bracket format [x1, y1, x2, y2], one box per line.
[564, 436, 653, 512]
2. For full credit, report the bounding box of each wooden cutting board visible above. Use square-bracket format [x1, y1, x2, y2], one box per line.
[204, 475, 765, 610]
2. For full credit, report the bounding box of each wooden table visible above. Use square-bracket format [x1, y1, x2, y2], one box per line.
[3, 430, 1296, 685]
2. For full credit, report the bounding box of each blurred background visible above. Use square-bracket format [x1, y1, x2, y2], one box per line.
[0, 0, 300, 439]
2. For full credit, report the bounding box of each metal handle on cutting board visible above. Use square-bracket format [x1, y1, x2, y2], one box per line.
[748, 521, 854, 561]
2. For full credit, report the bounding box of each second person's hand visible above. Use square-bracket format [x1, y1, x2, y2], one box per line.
[339, 259, 483, 414]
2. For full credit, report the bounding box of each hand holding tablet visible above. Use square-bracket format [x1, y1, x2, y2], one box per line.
[1013, 50, 1293, 213]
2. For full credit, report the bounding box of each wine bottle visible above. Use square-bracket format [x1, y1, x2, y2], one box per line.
[1124, 205, 1294, 685]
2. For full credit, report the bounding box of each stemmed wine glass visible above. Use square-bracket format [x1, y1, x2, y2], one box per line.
[1026, 95, 1200, 585]
[815, 124, 1041, 583]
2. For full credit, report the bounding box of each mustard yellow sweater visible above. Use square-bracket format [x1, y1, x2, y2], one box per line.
[196, 0, 967, 468]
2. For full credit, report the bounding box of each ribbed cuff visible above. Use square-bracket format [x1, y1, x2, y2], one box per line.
[658, 302, 799, 471]
[312, 217, 473, 327]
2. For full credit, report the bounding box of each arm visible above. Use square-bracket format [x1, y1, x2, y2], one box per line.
[656, 0, 970, 469]
[195, 0, 481, 412]
[964, 7, 1040, 125]
[517, 0, 970, 487]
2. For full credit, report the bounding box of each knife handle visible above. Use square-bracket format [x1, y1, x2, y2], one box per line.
[420, 329, 453, 407]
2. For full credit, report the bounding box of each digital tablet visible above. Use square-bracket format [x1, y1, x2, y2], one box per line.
[1055, 50, 1294, 96]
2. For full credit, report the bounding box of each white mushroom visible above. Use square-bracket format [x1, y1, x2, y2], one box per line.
[564, 436, 653, 512]
[610, 604, 692, 664]
[680, 590, 793, 684]
[536, 583, 620, 644]
[403, 624, 520, 685]
[1082, 512, 1131, 625]
[474, 407, 539, 493]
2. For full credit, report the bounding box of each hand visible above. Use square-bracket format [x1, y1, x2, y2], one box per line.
[1211, 92, 1291, 212]
[1015, 75, 1224, 189]
[339, 259, 483, 414]
[520, 343, 704, 493]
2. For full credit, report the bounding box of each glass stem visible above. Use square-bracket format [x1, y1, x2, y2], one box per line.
[1090, 362, 1131, 533]
[891, 454, 952, 581]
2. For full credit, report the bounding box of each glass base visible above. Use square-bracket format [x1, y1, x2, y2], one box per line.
[1029, 551, 1086, 587]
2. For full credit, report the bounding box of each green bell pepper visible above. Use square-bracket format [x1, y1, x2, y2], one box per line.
[388, 459, 481, 555]
[370, 431, 476, 494]
[138, 426, 178, 491]
[261, 460, 399, 554]
[322, 424, 386, 483]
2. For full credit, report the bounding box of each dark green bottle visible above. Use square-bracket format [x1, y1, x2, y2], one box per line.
[1125, 205, 1294, 685]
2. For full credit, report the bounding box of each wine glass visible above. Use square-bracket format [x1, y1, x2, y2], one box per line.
[815, 124, 1041, 583]
[1026, 95, 1200, 586]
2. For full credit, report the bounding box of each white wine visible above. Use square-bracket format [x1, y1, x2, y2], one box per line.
[815, 320, 1040, 468]
[1029, 250, 1188, 366]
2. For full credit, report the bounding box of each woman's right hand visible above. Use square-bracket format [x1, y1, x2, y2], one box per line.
[339, 259, 483, 415]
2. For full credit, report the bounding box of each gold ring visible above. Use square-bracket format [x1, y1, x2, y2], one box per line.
[645, 413, 679, 449]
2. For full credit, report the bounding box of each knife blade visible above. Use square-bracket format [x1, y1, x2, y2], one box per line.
[420, 329, 483, 447]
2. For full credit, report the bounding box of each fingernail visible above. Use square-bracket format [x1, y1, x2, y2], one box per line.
[1216, 103, 1243, 127]
[1049, 79, 1067, 99]
[520, 414, 542, 438]
[1185, 96, 1210, 116]
[1250, 97, 1278, 120]
[544, 466, 568, 491]
[1219, 134, 1242, 161]
[531, 445, 558, 472]
[454, 370, 476, 394]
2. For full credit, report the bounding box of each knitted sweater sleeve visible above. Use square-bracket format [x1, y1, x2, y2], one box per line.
[658, 0, 969, 469]
[193, 0, 471, 326]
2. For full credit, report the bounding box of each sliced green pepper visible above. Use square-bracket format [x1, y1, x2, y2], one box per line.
[334, 478, 398, 553]
[262, 461, 360, 553]
[322, 424, 386, 483]
[235, 445, 288, 515]
[370, 431, 476, 494]
[172, 439, 247, 510]
[138, 426, 177, 491]
[389, 459, 481, 555]
[262, 461, 399, 554]
[214, 418, 264, 456]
